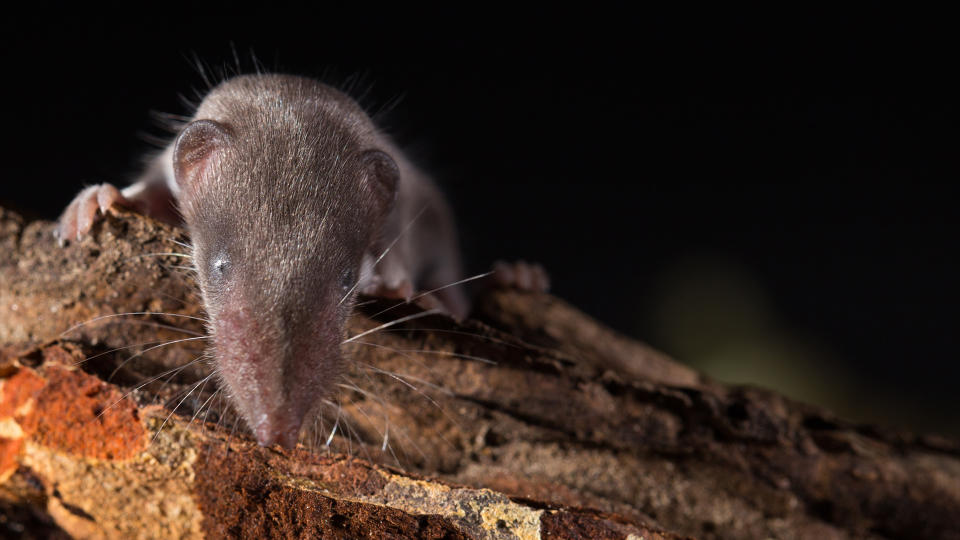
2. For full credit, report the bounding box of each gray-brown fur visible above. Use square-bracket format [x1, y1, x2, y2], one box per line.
[56, 74, 467, 447]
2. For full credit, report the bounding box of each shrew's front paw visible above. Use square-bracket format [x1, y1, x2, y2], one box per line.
[55, 183, 130, 244]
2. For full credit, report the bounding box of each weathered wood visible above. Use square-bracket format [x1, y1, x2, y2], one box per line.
[1, 206, 958, 539]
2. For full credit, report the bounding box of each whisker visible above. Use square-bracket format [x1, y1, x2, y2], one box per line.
[357, 361, 454, 397]
[342, 309, 442, 344]
[415, 350, 497, 365]
[123, 252, 193, 263]
[324, 406, 340, 447]
[336, 406, 372, 462]
[347, 340, 455, 395]
[59, 312, 210, 338]
[168, 239, 193, 251]
[345, 361, 463, 457]
[311, 403, 326, 450]
[152, 373, 215, 443]
[368, 271, 493, 319]
[224, 417, 239, 456]
[349, 339, 496, 366]
[97, 354, 207, 418]
[381, 327, 519, 348]
[202, 389, 225, 435]
[74, 335, 204, 367]
[108, 336, 210, 380]
[153, 351, 214, 396]
[372, 206, 427, 270]
[348, 367, 464, 435]
[148, 289, 201, 309]
[126, 320, 205, 337]
[338, 205, 428, 306]
[323, 393, 355, 457]
[337, 380, 402, 466]
[189, 379, 219, 425]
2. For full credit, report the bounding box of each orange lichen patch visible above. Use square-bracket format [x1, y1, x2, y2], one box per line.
[0, 367, 46, 480]
[0, 367, 46, 419]
[0, 437, 23, 482]
[27, 365, 146, 460]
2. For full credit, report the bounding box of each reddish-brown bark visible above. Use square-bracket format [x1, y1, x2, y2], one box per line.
[1, 206, 958, 539]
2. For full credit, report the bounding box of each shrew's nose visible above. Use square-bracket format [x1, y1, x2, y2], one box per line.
[254, 415, 302, 449]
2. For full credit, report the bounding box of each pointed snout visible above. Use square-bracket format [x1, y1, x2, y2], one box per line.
[212, 296, 343, 452]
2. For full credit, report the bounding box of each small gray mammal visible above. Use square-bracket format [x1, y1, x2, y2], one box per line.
[56, 73, 488, 448]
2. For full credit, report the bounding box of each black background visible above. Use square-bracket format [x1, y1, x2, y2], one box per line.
[2, 9, 956, 434]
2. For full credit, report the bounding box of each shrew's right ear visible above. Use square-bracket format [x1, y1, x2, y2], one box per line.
[358, 149, 400, 217]
[174, 120, 231, 192]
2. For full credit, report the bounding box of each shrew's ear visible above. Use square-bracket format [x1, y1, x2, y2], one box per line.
[173, 120, 231, 193]
[358, 149, 400, 215]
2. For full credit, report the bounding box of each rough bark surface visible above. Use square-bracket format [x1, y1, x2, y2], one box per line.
[1, 206, 958, 539]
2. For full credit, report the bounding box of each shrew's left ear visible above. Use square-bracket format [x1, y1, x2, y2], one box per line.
[173, 119, 232, 194]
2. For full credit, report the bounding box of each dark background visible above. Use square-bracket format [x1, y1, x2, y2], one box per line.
[2, 10, 956, 434]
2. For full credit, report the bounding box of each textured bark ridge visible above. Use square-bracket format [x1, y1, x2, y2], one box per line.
[1, 206, 958, 539]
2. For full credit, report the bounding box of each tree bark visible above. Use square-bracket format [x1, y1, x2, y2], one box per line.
[1, 206, 957, 539]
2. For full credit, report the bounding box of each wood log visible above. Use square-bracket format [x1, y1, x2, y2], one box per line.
[1, 206, 957, 539]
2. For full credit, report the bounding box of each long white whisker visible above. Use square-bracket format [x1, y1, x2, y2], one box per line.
[347, 367, 429, 460]
[357, 361, 454, 397]
[373, 206, 427, 269]
[154, 352, 213, 397]
[342, 309, 441, 343]
[415, 350, 497, 365]
[337, 380, 399, 463]
[169, 239, 193, 250]
[59, 312, 210, 338]
[153, 373, 215, 443]
[347, 354, 466, 445]
[338, 205, 428, 306]
[325, 408, 340, 447]
[108, 336, 210, 380]
[124, 252, 193, 263]
[368, 271, 492, 319]
[202, 389, 224, 435]
[224, 417, 239, 455]
[336, 406, 373, 463]
[409, 271, 492, 303]
[381, 327, 519, 347]
[350, 339, 496, 366]
[346, 368, 456, 431]
[312, 404, 327, 450]
[347, 340, 455, 393]
[114, 320, 206, 337]
[74, 335, 207, 366]
[329, 392, 358, 457]
[338, 280, 362, 306]
[97, 354, 207, 418]
[189, 378, 219, 425]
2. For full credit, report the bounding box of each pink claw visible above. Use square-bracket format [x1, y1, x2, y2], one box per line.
[55, 183, 129, 244]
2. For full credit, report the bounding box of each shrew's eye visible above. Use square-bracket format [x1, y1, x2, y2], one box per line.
[209, 255, 230, 285]
[340, 268, 356, 292]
